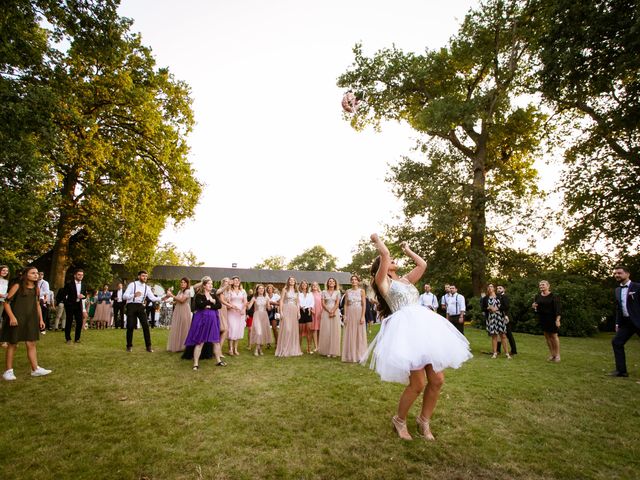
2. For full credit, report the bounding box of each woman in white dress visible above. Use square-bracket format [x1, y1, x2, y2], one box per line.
[366, 234, 472, 441]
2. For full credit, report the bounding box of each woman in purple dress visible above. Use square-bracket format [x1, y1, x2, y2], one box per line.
[184, 276, 226, 370]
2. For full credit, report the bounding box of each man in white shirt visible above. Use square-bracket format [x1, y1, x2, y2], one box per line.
[123, 270, 163, 352]
[444, 285, 466, 334]
[419, 284, 438, 311]
[38, 272, 51, 332]
[440, 284, 450, 315]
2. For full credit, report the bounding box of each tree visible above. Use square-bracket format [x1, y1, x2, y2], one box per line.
[1, 1, 202, 288]
[153, 242, 203, 267]
[253, 255, 287, 270]
[338, 0, 545, 295]
[341, 238, 378, 280]
[531, 0, 640, 254]
[287, 246, 337, 272]
[0, 0, 58, 268]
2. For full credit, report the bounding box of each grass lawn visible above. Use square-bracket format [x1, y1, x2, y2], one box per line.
[1, 325, 639, 480]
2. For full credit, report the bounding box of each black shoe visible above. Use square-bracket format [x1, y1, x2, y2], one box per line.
[608, 370, 629, 377]
[74, 340, 80, 344]
[216, 361, 227, 367]
[126, 346, 132, 352]
[146, 347, 154, 353]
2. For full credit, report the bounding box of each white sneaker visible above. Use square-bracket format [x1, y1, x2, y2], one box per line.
[3, 369, 17, 381]
[31, 366, 52, 377]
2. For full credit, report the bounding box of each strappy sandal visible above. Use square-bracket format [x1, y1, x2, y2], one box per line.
[216, 361, 227, 367]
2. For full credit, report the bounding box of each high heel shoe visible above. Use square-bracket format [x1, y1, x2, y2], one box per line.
[416, 415, 435, 441]
[391, 416, 412, 440]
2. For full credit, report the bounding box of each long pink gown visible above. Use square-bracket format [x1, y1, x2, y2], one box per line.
[311, 291, 322, 331]
[317, 290, 341, 357]
[275, 289, 302, 357]
[166, 290, 192, 352]
[341, 289, 368, 362]
[227, 289, 247, 340]
[249, 296, 272, 346]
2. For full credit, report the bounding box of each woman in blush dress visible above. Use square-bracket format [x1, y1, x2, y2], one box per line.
[247, 284, 272, 356]
[93, 284, 112, 330]
[365, 234, 472, 441]
[342, 274, 368, 363]
[226, 276, 247, 356]
[310, 281, 322, 352]
[317, 277, 341, 358]
[275, 276, 302, 357]
[184, 276, 225, 370]
[217, 277, 231, 355]
[298, 280, 314, 354]
[266, 284, 280, 348]
[166, 277, 192, 352]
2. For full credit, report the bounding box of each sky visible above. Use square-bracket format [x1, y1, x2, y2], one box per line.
[117, 0, 558, 269]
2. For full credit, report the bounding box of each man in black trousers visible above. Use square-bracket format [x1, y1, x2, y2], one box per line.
[123, 270, 163, 352]
[63, 268, 87, 344]
[111, 282, 126, 329]
[610, 265, 640, 377]
[496, 285, 517, 355]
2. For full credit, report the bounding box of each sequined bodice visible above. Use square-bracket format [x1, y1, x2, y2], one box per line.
[346, 289, 362, 306]
[284, 289, 297, 304]
[322, 290, 339, 308]
[255, 296, 267, 311]
[383, 279, 420, 313]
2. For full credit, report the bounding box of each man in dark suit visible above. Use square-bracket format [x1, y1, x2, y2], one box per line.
[63, 268, 88, 344]
[111, 282, 126, 329]
[610, 265, 640, 377]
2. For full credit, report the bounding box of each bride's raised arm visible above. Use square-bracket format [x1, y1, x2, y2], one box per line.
[400, 241, 427, 285]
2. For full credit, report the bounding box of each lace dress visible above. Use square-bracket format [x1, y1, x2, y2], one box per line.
[363, 279, 472, 384]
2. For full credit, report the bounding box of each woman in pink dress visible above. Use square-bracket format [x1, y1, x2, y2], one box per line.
[93, 284, 112, 329]
[165, 277, 192, 352]
[217, 277, 231, 355]
[247, 284, 272, 356]
[317, 277, 341, 358]
[310, 281, 322, 352]
[275, 276, 302, 357]
[226, 276, 247, 356]
[342, 275, 368, 362]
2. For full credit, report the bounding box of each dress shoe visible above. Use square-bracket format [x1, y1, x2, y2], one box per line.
[126, 346, 132, 352]
[608, 370, 629, 377]
[146, 347, 154, 353]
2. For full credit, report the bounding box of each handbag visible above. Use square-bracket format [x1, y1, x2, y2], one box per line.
[274, 312, 281, 320]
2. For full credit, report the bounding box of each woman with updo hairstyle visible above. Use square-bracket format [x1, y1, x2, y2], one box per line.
[317, 277, 341, 358]
[341, 274, 368, 363]
[365, 234, 472, 441]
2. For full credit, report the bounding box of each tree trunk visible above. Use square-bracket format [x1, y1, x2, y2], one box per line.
[469, 149, 487, 297]
[49, 172, 77, 290]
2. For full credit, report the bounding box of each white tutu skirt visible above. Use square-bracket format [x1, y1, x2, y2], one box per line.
[362, 304, 472, 384]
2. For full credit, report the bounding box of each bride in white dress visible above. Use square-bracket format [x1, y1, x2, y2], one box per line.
[364, 234, 472, 441]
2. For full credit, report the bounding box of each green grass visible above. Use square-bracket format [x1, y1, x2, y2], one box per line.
[1, 326, 639, 479]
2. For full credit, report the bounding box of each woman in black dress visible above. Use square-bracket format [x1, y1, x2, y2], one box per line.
[532, 280, 562, 362]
